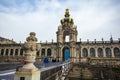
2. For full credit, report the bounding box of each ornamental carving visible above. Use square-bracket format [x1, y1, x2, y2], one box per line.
[23, 32, 40, 53]
[22, 32, 41, 70]
[26, 32, 37, 42]
[60, 9, 74, 28]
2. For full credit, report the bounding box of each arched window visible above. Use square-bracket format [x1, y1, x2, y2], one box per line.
[15, 49, 18, 55]
[41, 48, 45, 56]
[5, 49, 9, 55]
[47, 48, 51, 56]
[10, 49, 13, 55]
[98, 48, 103, 57]
[36, 51, 39, 56]
[90, 48, 95, 57]
[82, 48, 88, 57]
[1, 49, 4, 55]
[114, 47, 120, 58]
[20, 49, 23, 55]
[106, 48, 111, 57]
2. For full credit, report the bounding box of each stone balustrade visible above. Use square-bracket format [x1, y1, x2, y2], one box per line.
[39, 60, 72, 80]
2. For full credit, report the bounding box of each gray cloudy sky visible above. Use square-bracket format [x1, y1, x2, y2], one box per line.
[0, 0, 120, 43]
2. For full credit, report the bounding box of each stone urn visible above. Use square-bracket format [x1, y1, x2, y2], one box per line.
[22, 32, 40, 71]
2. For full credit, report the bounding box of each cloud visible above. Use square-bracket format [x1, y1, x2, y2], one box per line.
[0, 0, 120, 42]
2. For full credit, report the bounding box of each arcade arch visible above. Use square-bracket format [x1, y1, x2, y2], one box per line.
[5, 49, 9, 55]
[15, 49, 18, 56]
[98, 48, 103, 57]
[41, 48, 45, 56]
[82, 48, 88, 57]
[90, 48, 95, 57]
[114, 47, 120, 58]
[47, 48, 52, 56]
[106, 48, 111, 57]
[1, 49, 4, 55]
[62, 47, 70, 61]
[20, 49, 23, 56]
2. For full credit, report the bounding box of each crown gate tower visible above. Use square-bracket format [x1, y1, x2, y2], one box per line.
[56, 9, 78, 62]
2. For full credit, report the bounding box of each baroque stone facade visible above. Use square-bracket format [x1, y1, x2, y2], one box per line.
[0, 9, 120, 63]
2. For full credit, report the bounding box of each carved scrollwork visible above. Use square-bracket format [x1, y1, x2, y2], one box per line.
[26, 32, 37, 42]
[23, 32, 41, 56]
[23, 42, 37, 52]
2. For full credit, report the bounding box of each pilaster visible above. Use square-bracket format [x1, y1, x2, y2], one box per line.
[0, 48, 1, 55]
[111, 48, 115, 58]
[88, 48, 90, 57]
[3, 48, 6, 56]
[81, 48, 83, 58]
[8, 48, 10, 56]
[13, 49, 15, 56]
[18, 48, 21, 56]
[95, 48, 98, 58]
[103, 48, 106, 58]
[45, 48, 47, 56]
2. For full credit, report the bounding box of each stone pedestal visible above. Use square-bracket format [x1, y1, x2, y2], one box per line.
[14, 32, 41, 80]
[14, 70, 40, 80]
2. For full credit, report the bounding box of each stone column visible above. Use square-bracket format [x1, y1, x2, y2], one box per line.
[8, 48, 10, 56]
[111, 48, 115, 58]
[103, 48, 106, 58]
[59, 47, 62, 61]
[45, 48, 47, 56]
[0, 48, 1, 55]
[39, 50, 41, 57]
[3, 48, 6, 56]
[71, 47, 73, 62]
[81, 48, 83, 58]
[38, 50, 40, 57]
[51, 48, 54, 59]
[57, 47, 61, 61]
[73, 47, 76, 62]
[76, 49, 79, 62]
[70, 47, 72, 59]
[95, 48, 98, 58]
[88, 48, 90, 57]
[13, 49, 15, 56]
[18, 48, 20, 56]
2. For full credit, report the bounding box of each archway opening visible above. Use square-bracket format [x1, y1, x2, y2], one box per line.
[62, 47, 70, 61]
[106, 48, 111, 57]
[98, 48, 103, 57]
[41, 48, 45, 56]
[82, 48, 88, 57]
[47, 48, 51, 57]
[63, 31, 70, 43]
[20, 49, 23, 56]
[90, 48, 95, 57]
[114, 47, 120, 58]
[65, 36, 70, 42]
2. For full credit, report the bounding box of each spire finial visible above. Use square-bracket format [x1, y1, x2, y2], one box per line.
[110, 34, 113, 42]
[61, 9, 74, 25]
[65, 8, 70, 17]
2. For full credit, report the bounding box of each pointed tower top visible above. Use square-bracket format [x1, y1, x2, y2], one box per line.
[65, 8, 70, 17]
[110, 35, 113, 42]
[61, 9, 74, 25]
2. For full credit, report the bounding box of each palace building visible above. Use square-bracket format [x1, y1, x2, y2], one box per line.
[0, 9, 120, 64]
